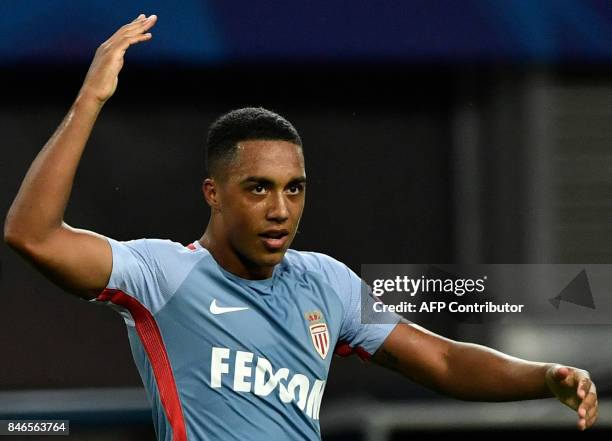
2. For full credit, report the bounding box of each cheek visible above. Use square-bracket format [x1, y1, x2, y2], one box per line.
[291, 199, 305, 219]
[225, 199, 263, 232]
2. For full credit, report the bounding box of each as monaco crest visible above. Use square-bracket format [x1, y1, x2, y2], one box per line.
[305, 311, 329, 359]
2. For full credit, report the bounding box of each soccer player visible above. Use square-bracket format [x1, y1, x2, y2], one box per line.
[4, 14, 598, 441]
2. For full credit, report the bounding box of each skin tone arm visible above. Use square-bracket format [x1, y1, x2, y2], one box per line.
[372, 320, 598, 430]
[3, 14, 158, 299]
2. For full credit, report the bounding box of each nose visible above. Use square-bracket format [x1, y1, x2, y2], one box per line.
[266, 191, 289, 223]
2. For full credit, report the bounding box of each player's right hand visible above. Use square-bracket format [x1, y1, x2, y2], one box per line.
[79, 14, 157, 104]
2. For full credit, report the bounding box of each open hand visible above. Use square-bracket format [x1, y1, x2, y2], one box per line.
[545, 365, 598, 430]
[79, 14, 157, 104]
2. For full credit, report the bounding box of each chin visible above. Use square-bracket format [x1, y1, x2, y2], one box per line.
[257, 250, 286, 267]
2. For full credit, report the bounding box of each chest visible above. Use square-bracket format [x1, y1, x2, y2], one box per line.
[156, 269, 343, 378]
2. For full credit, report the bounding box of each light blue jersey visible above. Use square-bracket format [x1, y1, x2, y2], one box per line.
[92, 238, 401, 441]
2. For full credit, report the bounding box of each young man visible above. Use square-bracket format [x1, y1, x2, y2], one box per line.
[4, 14, 598, 441]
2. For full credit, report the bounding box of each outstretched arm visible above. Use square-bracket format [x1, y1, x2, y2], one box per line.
[372, 320, 598, 430]
[3, 14, 157, 299]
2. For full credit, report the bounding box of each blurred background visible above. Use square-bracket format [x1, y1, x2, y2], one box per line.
[1, 0, 612, 439]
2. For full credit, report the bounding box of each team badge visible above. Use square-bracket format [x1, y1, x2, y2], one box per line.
[305, 311, 329, 359]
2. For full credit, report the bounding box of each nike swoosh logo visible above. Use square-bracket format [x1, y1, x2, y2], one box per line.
[209, 299, 249, 315]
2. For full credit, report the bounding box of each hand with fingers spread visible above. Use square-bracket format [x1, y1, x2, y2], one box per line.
[545, 365, 598, 430]
[79, 13, 157, 104]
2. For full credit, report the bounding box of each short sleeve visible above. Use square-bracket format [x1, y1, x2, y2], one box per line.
[314, 254, 402, 357]
[91, 237, 198, 318]
[338, 265, 402, 356]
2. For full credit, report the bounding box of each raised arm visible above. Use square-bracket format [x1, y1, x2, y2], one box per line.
[372, 320, 598, 430]
[3, 14, 157, 299]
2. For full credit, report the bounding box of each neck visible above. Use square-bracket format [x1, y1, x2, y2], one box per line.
[199, 224, 275, 280]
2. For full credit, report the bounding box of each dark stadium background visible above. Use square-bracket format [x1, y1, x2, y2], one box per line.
[1, 1, 612, 439]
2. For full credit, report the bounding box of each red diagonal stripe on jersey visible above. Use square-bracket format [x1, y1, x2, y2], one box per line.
[97, 289, 187, 441]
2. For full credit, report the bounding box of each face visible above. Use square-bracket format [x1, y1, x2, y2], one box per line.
[204, 139, 306, 276]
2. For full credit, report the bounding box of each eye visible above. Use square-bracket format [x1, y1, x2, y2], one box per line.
[251, 184, 267, 195]
[286, 183, 304, 195]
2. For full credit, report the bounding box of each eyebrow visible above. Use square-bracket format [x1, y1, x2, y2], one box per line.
[241, 176, 307, 186]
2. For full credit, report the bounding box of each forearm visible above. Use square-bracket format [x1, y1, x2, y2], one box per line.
[441, 340, 555, 401]
[4, 92, 103, 244]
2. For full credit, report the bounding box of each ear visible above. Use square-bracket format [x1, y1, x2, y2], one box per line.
[202, 178, 220, 210]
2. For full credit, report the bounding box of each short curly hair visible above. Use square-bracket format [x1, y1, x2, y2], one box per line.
[205, 107, 302, 178]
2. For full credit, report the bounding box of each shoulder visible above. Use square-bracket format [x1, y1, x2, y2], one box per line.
[108, 237, 194, 253]
[106, 237, 206, 266]
[283, 248, 347, 271]
[283, 249, 355, 289]
[103, 237, 208, 312]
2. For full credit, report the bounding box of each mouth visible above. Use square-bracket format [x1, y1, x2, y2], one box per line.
[258, 229, 290, 251]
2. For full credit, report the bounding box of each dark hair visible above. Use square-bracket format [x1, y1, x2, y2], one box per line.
[205, 107, 303, 178]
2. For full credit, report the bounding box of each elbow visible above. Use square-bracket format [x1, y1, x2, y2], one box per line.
[3, 207, 45, 250]
[3, 212, 30, 250]
[3, 214, 19, 247]
[4, 224, 25, 251]
[4, 224, 43, 261]
[434, 341, 467, 400]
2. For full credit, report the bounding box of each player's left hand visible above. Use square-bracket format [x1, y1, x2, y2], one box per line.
[545, 365, 598, 430]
